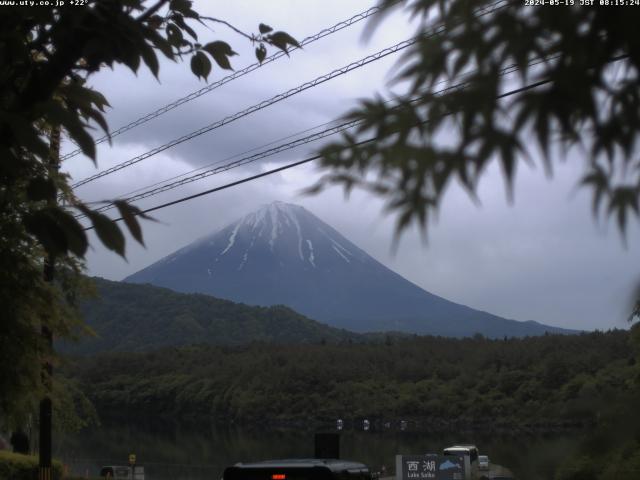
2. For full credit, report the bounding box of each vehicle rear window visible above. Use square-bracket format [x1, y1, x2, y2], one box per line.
[224, 467, 371, 480]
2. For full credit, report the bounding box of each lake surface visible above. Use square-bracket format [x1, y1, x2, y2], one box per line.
[57, 421, 585, 480]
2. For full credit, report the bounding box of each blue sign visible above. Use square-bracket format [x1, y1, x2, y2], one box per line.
[396, 454, 465, 480]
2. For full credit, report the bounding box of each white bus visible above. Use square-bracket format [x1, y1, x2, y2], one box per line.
[442, 445, 479, 480]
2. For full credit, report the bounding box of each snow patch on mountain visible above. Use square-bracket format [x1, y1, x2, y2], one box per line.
[331, 238, 352, 256]
[239, 252, 249, 271]
[283, 206, 304, 261]
[332, 245, 350, 263]
[306, 239, 316, 268]
[268, 204, 280, 250]
[221, 222, 241, 255]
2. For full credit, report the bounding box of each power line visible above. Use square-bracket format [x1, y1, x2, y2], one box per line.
[70, 38, 423, 188]
[59, 3, 400, 162]
[83, 155, 321, 232]
[110, 118, 341, 201]
[71, 0, 509, 189]
[83, 53, 550, 218]
[83, 75, 556, 232]
[81, 119, 357, 217]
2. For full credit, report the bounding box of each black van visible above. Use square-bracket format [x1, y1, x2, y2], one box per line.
[223, 458, 374, 480]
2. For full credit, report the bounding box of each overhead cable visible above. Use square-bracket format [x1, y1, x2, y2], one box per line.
[83, 74, 556, 232]
[71, 0, 509, 189]
[83, 52, 550, 218]
[60, 2, 401, 162]
[111, 119, 341, 200]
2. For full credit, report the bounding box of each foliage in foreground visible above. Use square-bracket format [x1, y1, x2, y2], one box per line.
[64, 329, 637, 430]
[315, 0, 640, 240]
[0, 451, 63, 480]
[0, 0, 297, 423]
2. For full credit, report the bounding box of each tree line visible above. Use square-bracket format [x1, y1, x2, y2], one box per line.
[63, 328, 638, 430]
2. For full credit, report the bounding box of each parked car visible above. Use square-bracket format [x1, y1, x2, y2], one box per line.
[223, 458, 374, 480]
[478, 455, 490, 471]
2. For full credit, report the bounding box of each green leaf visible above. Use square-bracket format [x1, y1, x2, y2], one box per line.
[24, 210, 68, 257]
[22, 206, 88, 258]
[64, 118, 96, 161]
[49, 208, 88, 257]
[259, 23, 273, 34]
[120, 43, 141, 72]
[83, 106, 111, 139]
[267, 31, 301, 55]
[3, 114, 50, 160]
[147, 14, 163, 30]
[255, 44, 267, 64]
[182, 8, 199, 19]
[166, 23, 183, 48]
[145, 26, 174, 59]
[60, 83, 111, 112]
[169, 0, 198, 18]
[42, 99, 96, 160]
[190, 51, 211, 80]
[140, 43, 160, 78]
[202, 41, 237, 70]
[78, 206, 126, 257]
[26, 177, 56, 202]
[114, 200, 148, 246]
[169, 0, 191, 14]
[173, 13, 197, 40]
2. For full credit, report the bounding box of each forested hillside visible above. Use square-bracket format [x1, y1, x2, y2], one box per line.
[60, 278, 360, 354]
[64, 329, 638, 429]
[125, 202, 573, 337]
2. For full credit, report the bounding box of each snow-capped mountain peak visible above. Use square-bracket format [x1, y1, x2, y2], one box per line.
[199, 201, 362, 271]
[125, 201, 572, 337]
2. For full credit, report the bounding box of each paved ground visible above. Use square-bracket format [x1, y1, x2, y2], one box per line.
[484, 463, 515, 478]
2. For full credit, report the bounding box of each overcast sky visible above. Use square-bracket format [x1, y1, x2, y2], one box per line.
[62, 0, 640, 332]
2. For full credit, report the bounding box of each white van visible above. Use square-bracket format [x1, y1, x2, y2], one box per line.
[443, 445, 479, 480]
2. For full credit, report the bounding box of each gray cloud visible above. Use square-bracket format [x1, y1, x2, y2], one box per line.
[65, 1, 640, 332]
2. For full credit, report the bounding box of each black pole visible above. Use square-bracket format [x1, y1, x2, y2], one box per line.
[39, 126, 60, 480]
[38, 349, 52, 478]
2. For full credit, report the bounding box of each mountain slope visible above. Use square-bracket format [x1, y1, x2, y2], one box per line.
[125, 201, 573, 337]
[60, 277, 360, 354]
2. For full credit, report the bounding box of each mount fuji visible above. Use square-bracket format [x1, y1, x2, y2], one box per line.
[124, 201, 571, 337]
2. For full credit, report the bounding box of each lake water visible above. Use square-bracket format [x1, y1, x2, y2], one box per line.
[57, 421, 585, 480]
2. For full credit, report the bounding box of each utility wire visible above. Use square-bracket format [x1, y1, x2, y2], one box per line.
[82, 53, 551, 218]
[59, 3, 401, 162]
[83, 155, 321, 231]
[113, 119, 341, 200]
[70, 37, 424, 188]
[83, 75, 555, 232]
[80, 119, 357, 217]
[71, 0, 509, 189]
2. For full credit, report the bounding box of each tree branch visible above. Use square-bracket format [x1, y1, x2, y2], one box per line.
[137, 0, 170, 23]
[200, 16, 253, 41]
